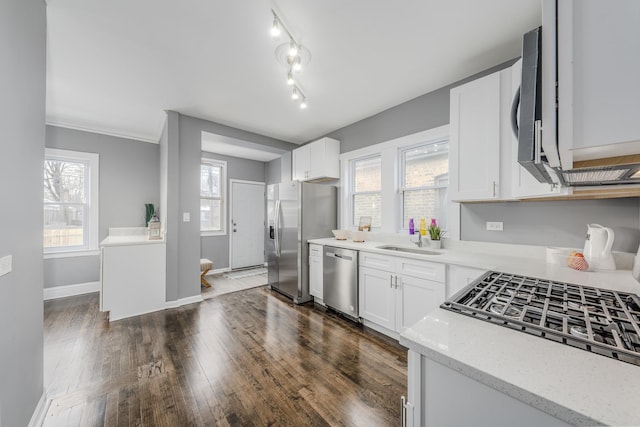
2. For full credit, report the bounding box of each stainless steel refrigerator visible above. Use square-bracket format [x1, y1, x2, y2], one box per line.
[266, 181, 337, 304]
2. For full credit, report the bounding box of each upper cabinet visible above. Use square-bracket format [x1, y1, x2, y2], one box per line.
[449, 64, 565, 202]
[449, 71, 502, 201]
[292, 137, 340, 182]
[544, 0, 640, 168]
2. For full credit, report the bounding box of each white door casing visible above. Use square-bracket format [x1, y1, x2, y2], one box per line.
[230, 180, 265, 269]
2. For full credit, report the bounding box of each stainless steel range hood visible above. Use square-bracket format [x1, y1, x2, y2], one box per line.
[561, 155, 640, 186]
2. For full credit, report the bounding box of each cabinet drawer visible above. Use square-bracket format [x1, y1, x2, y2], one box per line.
[359, 251, 395, 272]
[396, 257, 445, 283]
[309, 243, 322, 257]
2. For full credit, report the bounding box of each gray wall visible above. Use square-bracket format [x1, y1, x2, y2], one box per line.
[164, 113, 294, 300]
[45, 126, 160, 288]
[325, 60, 640, 250]
[0, 0, 46, 424]
[266, 157, 282, 185]
[200, 152, 266, 270]
[327, 60, 517, 154]
[461, 199, 640, 252]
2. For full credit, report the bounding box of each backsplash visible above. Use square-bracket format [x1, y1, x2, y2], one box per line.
[460, 198, 640, 253]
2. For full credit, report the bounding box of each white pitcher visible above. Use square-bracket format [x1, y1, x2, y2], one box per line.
[583, 224, 616, 271]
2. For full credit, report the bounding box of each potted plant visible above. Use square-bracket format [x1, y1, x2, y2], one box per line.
[427, 218, 443, 249]
[145, 203, 156, 227]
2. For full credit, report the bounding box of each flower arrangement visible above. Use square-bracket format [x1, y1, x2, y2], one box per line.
[427, 218, 442, 241]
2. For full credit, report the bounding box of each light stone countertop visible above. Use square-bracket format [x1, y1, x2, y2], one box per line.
[100, 227, 165, 247]
[308, 236, 640, 426]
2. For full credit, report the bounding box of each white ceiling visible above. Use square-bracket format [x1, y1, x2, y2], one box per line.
[45, 0, 541, 145]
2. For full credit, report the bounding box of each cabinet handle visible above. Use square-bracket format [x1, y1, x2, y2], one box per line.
[395, 276, 399, 289]
[401, 396, 407, 427]
[492, 181, 497, 197]
[390, 275, 394, 288]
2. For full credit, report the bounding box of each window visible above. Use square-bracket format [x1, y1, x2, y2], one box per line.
[400, 141, 449, 230]
[351, 156, 382, 228]
[200, 159, 226, 234]
[44, 148, 99, 255]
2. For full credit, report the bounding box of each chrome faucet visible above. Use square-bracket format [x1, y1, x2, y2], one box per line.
[412, 233, 423, 247]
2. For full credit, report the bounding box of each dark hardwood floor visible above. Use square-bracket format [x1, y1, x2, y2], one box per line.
[43, 286, 407, 426]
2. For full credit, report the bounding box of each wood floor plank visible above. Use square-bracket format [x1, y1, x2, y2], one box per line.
[43, 287, 407, 426]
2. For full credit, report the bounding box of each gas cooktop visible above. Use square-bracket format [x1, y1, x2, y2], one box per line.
[441, 271, 640, 366]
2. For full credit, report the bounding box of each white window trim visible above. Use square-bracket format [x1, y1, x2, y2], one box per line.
[349, 154, 382, 229]
[200, 158, 227, 236]
[399, 140, 449, 231]
[43, 148, 99, 257]
[339, 125, 450, 234]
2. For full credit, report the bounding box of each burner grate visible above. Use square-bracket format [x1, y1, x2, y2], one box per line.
[441, 271, 640, 366]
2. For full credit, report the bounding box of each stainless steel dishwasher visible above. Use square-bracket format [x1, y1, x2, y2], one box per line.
[323, 246, 359, 321]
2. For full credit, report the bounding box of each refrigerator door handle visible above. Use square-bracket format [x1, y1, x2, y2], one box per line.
[274, 199, 281, 257]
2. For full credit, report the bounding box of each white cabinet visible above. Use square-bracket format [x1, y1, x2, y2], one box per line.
[309, 243, 323, 300]
[449, 72, 501, 201]
[101, 240, 166, 322]
[447, 265, 486, 297]
[359, 252, 445, 335]
[545, 0, 640, 167]
[292, 137, 340, 182]
[450, 63, 565, 202]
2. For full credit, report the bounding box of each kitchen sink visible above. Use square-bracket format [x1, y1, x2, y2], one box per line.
[376, 245, 442, 255]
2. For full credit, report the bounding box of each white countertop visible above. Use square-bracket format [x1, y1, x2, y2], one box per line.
[100, 227, 165, 247]
[309, 236, 640, 426]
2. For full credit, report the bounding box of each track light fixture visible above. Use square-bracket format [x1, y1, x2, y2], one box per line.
[269, 9, 311, 110]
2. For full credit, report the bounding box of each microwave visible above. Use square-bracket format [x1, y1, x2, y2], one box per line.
[514, 20, 640, 187]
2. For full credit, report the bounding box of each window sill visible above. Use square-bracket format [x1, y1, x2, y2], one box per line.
[200, 230, 227, 237]
[44, 249, 100, 260]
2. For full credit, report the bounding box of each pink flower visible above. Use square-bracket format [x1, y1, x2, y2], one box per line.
[430, 218, 437, 227]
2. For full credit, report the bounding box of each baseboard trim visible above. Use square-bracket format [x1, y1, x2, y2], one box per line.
[165, 294, 204, 309]
[208, 267, 230, 275]
[28, 390, 49, 427]
[43, 281, 100, 301]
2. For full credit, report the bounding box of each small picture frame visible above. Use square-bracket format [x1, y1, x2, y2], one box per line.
[358, 216, 372, 231]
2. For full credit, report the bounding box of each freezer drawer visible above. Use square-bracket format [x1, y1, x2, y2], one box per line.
[323, 246, 359, 320]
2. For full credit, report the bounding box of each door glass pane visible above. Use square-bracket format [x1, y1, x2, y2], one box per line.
[43, 204, 85, 248]
[353, 194, 381, 227]
[44, 160, 86, 203]
[403, 145, 448, 188]
[200, 199, 221, 230]
[200, 164, 221, 197]
[353, 157, 381, 192]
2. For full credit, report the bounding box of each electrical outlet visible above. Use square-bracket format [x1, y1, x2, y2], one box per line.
[183, 212, 190, 222]
[486, 221, 503, 231]
[0, 255, 12, 277]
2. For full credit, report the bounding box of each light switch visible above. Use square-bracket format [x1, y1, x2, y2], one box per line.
[0, 255, 12, 277]
[183, 212, 190, 222]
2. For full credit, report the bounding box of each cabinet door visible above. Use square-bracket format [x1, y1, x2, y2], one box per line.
[396, 275, 445, 333]
[359, 266, 396, 331]
[562, 0, 640, 154]
[292, 145, 310, 181]
[447, 265, 487, 298]
[449, 72, 501, 201]
[309, 245, 323, 299]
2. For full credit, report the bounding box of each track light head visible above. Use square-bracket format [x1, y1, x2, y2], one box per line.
[288, 41, 298, 58]
[270, 17, 281, 38]
[300, 98, 307, 109]
[287, 71, 294, 86]
[291, 87, 300, 100]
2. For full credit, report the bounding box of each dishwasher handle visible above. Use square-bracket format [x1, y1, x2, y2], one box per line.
[325, 251, 353, 261]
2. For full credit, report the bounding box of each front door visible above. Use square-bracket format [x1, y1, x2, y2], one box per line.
[230, 180, 265, 269]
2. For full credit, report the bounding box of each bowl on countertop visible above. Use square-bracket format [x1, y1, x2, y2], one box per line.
[350, 230, 368, 242]
[332, 229, 350, 240]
